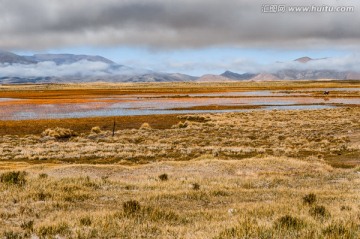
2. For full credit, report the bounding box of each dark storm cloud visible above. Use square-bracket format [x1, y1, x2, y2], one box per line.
[0, 0, 359, 50]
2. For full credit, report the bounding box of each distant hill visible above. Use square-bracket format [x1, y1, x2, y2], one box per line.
[0, 51, 36, 64]
[0, 50, 198, 83]
[294, 56, 313, 63]
[220, 71, 256, 80]
[1, 52, 360, 83]
[251, 73, 280, 81]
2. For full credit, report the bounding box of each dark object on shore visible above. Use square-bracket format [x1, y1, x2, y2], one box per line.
[323, 91, 330, 95]
[112, 119, 116, 137]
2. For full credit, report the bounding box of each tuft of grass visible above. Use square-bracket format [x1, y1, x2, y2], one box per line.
[322, 222, 353, 238]
[37, 222, 70, 238]
[3, 231, 21, 239]
[91, 126, 101, 134]
[172, 121, 189, 129]
[309, 205, 330, 219]
[123, 200, 141, 215]
[303, 193, 317, 205]
[38, 173, 48, 179]
[20, 220, 34, 232]
[41, 127, 77, 140]
[340, 205, 351, 211]
[139, 122, 152, 130]
[34, 192, 50, 201]
[141, 206, 181, 224]
[79, 216, 92, 226]
[0, 171, 27, 186]
[275, 215, 305, 230]
[158, 173, 168, 181]
[192, 183, 200, 190]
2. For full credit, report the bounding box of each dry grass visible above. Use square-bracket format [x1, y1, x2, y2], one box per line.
[0, 107, 359, 167]
[0, 114, 182, 136]
[0, 157, 359, 238]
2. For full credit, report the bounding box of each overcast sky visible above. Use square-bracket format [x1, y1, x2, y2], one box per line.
[1, 0, 359, 75]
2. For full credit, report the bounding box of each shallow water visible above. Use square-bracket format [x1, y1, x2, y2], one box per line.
[0, 89, 359, 120]
[4, 104, 335, 120]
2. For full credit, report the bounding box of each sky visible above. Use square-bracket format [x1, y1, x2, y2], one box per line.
[1, 0, 360, 76]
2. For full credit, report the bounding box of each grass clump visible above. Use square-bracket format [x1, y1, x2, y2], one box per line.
[90, 126, 101, 134]
[37, 222, 70, 238]
[303, 193, 317, 205]
[3, 231, 22, 239]
[79, 216, 92, 226]
[142, 206, 181, 223]
[0, 171, 26, 186]
[41, 127, 77, 140]
[20, 220, 34, 232]
[322, 222, 354, 238]
[123, 200, 141, 215]
[275, 215, 305, 230]
[158, 173, 168, 181]
[309, 205, 330, 219]
[192, 183, 200, 190]
[139, 122, 152, 130]
[34, 191, 50, 201]
[172, 121, 189, 129]
[38, 173, 48, 179]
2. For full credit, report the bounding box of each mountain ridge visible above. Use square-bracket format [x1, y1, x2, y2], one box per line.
[0, 52, 359, 83]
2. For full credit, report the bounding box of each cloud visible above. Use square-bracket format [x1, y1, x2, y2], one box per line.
[0, 0, 359, 50]
[236, 55, 360, 73]
[148, 54, 360, 74]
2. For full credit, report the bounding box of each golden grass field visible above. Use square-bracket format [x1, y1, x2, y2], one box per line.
[0, 81, 359, 238]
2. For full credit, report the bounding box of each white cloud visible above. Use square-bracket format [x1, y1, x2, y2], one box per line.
[0, 60, 147, 77]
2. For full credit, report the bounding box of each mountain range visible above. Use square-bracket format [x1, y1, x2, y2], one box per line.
[0, 51, 359, 83]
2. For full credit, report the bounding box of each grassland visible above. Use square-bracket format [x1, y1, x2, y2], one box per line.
[0, 82, 359, 238]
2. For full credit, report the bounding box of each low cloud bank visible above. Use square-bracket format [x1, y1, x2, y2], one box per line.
[0, 60, 150, 77]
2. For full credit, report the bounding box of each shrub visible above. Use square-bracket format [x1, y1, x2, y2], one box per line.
[158, 173, 168, 181]
[303, 193, 316, 205]
[123, 200, 141, 215]
[275, 215, 305, 230]
[310, 205, 329, 218]
[91, 126, 101, 134]
[41, 127, 77, 140]
[139, 123, 152, 130]
[0, 171, 26, 186]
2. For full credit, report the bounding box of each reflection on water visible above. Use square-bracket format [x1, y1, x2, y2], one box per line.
[0, 89, 359, 120]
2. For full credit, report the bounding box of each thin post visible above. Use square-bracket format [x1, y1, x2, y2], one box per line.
[112, 118, 116, 137]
